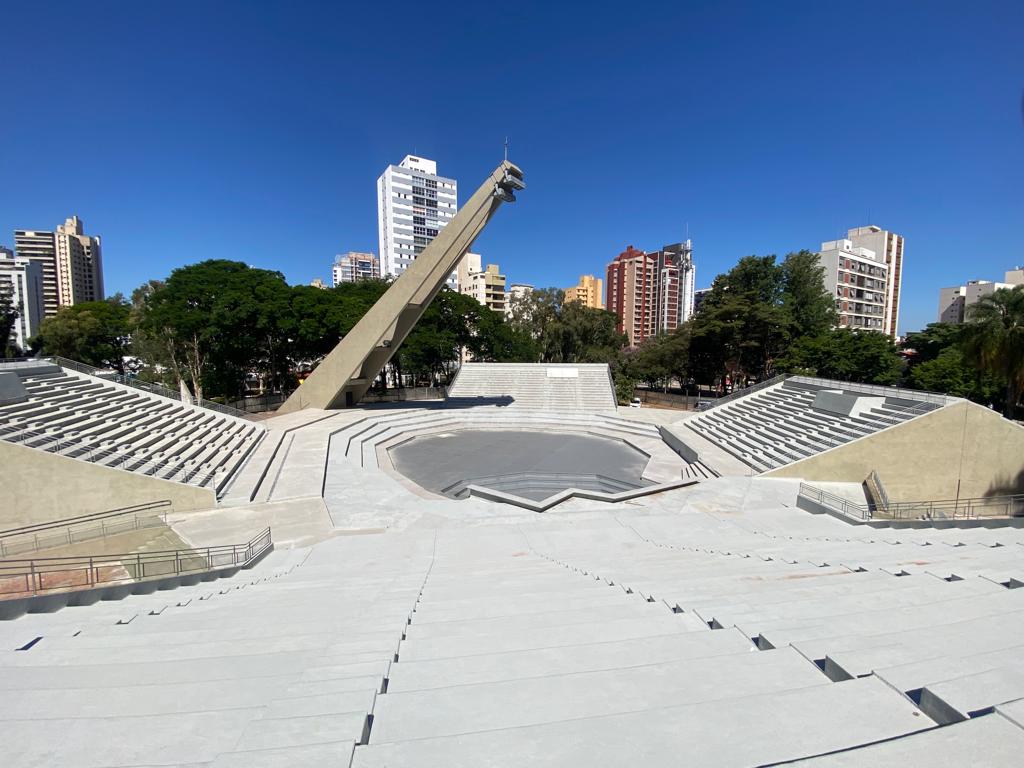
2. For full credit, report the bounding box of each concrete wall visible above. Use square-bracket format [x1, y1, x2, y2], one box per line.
[0, 440, 216, 528]
[766, 401, 1024, 501]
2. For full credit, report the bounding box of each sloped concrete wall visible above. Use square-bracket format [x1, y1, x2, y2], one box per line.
[0, 440, 216, 527]
[766, 401, 1024, 501]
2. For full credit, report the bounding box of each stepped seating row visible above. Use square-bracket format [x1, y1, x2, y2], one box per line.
[524, 508, 1024, 738]
[0, 366, 265, 494]
[447, 363, 617, 411]
[5, 503, 1024, 765]
[685, 378, 943, 472]
[0, 535, 435, 767]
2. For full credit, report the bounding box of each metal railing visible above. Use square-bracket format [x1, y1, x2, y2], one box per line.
[703, 374, 791, 410]
[0, 527, 272, 597]
[864, 470, 890, 513]
[788, 375, 954, 406]
[0, 500, 172, 558]
[798, 482, 1024, 522]
[46, 356, 252, 418]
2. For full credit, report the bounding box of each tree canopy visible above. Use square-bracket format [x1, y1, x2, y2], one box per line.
[36, 298, 132, 374]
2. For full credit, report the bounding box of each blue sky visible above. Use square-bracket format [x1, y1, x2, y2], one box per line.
[1, 1, 1021, 335]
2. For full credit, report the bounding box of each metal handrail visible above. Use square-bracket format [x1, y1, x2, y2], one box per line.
[0, 501, 172, 559]
[788, 375, 954, 406]
[0, 527, 272, 597]
[704, 374, 791, 410]
[0, 500, 171, 539]
[46, 356, 252, 418]
[798, 482, 1024, 521]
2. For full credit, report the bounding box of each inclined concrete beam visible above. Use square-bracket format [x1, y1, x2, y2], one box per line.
[279, 161, 524, 412]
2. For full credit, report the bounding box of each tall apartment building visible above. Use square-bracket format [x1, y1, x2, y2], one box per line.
[332, 252, 380, 285]
[0, 246, 45, 351]
[938, 268, 1024, 324]
[377, 155, 458, 288]
[654, 241, 696, 329]
[14, 215, 103, 317]
[846, 226, 904, 338]
[605, 241, 697, 346]
[817, 239, 889, 332]
[505, 283, 533, 319]
[693, 287, 711, 315]
[457, 252, 507, 313]
[564, 275, 604, 309]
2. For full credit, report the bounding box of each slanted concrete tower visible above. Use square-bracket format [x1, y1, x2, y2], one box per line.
[279, 161, 525, 412]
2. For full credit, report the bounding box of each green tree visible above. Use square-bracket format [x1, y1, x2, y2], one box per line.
[778, 328, 903, 384]
[691, 255, 788, 387]
[907, 346, 1002, 404]
[961, 285, 1024, 417]
[36, 298, 132, 373]
[138, 260, 293, 400]
[0, 288, 20, 358]
[781, 249, 837, 338]
[903, 322, 964, 364]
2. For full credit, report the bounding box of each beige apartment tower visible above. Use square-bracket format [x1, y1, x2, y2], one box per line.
[564, 275, 604, 310]
[14, 215, 103, 317]
[458, 252, 507, 314]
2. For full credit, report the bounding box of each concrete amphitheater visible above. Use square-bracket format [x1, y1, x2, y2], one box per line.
[3, 355, 1024, 767]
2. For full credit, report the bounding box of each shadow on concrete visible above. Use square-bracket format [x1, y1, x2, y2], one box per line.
[985, 466, 1024, 497]
[361, 396, 515, 411]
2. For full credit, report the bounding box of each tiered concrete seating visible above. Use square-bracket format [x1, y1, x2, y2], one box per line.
[447, 363, 617, 410]
[0, 537, 432, 767]
[0, 364, 265, 494]
[4, 493, 1024, 766]
[684, 377, 945, 472]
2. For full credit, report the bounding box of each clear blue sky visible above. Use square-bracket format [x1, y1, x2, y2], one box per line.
[1, 1, 1021, 335]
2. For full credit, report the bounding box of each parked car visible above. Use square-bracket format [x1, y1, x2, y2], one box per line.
[629, 398, 642, 408]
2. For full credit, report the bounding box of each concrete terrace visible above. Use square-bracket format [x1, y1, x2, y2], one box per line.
[4, 478, 1024, 766]
[2, 367, 1023, 766]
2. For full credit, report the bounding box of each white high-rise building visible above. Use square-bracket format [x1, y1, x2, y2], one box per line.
[0, 246, 45, 351]
[377, 155, 458, 288]
[817, 238, 889, 332]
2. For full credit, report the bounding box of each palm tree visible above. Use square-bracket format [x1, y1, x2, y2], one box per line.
[962, 285, 1024, 417]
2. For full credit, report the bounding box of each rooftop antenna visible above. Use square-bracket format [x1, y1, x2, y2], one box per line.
[504, 137, 509, 162]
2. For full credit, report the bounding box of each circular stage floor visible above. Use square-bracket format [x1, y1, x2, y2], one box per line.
[388, 429, 650, 501]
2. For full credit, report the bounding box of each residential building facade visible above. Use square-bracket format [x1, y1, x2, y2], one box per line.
[0, 246, 45, 351]
[564, 275, 604, 309]
[605, 241, 697, 346]
[938, 268, 1024, 324]
[376, 155, 458, 288]
[817, 238, 889, 332]
[846, 225, 904, 338]
[505, 283, 533, 319]
[332, 252, 380, 285]
[14, 215, 103, 317]
[607, 246, 657, 346]
[653, 240, 696, 329]
[458, 252, 507, 314]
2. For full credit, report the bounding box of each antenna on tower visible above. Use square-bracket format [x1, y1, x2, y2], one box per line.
[504, 137, 509, 162]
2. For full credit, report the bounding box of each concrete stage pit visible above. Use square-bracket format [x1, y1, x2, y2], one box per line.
[388, 429, 652, 501]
